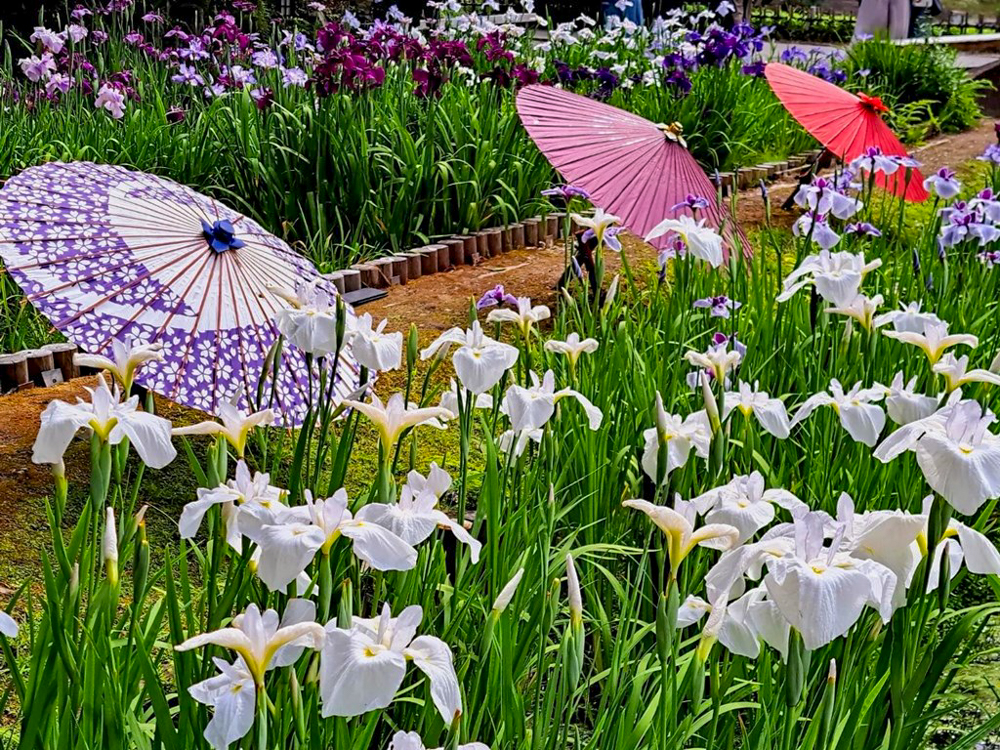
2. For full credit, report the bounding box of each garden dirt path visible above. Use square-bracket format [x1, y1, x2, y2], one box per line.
[0, 118, 994, 548]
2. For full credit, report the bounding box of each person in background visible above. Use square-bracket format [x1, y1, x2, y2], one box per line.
[909, 0, 944, 38]
[603, 0, 644, 26]
[854, 0, 911, 39]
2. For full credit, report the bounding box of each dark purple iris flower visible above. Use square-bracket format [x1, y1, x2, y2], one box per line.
[594, 67, 619, 99]
[251, 87, 274, 110]
[665, 69, 692, 95]
[672, 194, 710, 212]
[477, 284, 518, 310]
[693, 295, 741, 318]
[712, 331, 747, 360]
[844, 222, 882, 238]
[413, 67, 444, 98]
[512, 64, 539, 88]
[542, 184, 591, 202]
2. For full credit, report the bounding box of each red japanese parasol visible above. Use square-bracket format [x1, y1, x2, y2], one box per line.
[764, 62, 928, 202]
[515, 84, 749, 255]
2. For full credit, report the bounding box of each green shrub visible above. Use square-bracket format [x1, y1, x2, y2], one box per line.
[846, 39, 989, 139]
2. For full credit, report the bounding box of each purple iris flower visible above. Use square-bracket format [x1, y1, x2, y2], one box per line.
[19, 54, 56, 82]
[794, 177, 860, 220]
[171, 63, 204, 86]
[693, 295, 742, 318]
[251, 87, 274, 109]
[657, 236, 687, 280]
[808, 62, 832, 81]
[252, 49, 281, 69]
[939, 209, 1000, 248]
[794, 212, 840, 250]
[938, 200, 969, 225]
[45, 74, 72, 96]
[582, 225, 624, 252]
[672, 194, 710, 212]
[665, 69, 692, 95]
[164, 27, 190, 42]
[219, 65, 256, 89]
[542, 184, 591, 202]
[978, 144, 1000, 166]
[512, 64, 540, 88]
[844, 222, 882, 238]
[850, 146, 913, 176]
[979, 250, 1000, 267]
[922, 167, 960, 200]
[282, 67, 308, 87]
[741, 61, 766, 77]
[971, 188, 1000, 222]
[835, 169, 861, 193]
[779, 47, 808, 65]
[712, 331, 747, 360]
[179, 38, 210, 61]
[282, 31, 315, 53]
[594, 67, 619, 99]
[477, 284, 518, 310]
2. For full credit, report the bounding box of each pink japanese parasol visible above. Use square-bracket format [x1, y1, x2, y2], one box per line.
[516, 84, 749, 254]
[0, 161, 360, 426]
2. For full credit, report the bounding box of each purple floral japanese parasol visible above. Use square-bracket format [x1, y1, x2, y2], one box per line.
[0, 161, 359, 426]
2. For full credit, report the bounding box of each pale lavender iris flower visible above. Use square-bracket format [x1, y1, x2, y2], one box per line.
[693, 295, 742, 318]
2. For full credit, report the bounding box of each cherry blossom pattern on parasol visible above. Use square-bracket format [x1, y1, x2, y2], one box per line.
[0, 161, 360, 425]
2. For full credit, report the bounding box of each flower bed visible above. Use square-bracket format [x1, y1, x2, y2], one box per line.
[1, 1, 872, 268]
[2, 106, 1000, 748]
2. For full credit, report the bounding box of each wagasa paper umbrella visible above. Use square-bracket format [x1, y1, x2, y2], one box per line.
[0, 161, 360, 426]
[764, 62, 928, 202]
[516, 83, 749, 255]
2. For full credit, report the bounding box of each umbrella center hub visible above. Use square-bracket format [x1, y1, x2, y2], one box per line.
[858, 93, 889, 115]
[201, 219, 246, 254]
[656, 121, 687, 148]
